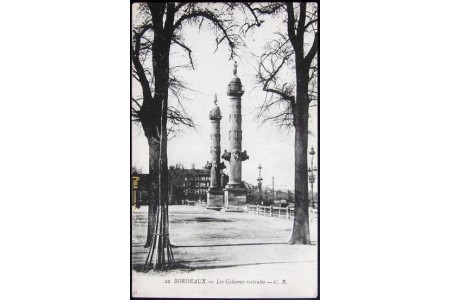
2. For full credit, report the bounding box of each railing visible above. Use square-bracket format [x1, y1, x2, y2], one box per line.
[246, 204, 318, 244]
[246, 204, 318, 221]
[184, 200, 207, 207]
[246, 205, 295, 219]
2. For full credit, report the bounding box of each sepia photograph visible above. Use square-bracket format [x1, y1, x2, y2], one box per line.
[131, 2, 319, 298]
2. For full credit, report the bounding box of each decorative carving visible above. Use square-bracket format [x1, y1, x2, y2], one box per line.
[218, 161, 226, 170]
[241, 150, 249, 161]
[204, 161, 212, 170]
[235, 131, 242, 141]
[222, 150, 231, 161]
[210, 146, 220, 154]
[233, 150, 240, 160]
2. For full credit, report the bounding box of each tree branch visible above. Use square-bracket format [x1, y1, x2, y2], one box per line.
[297, 2, 307, 48]
[132, 97, 142, 108]
[171, 37, 194, 70]
[132, 21, 154, 98]
[304, 18, 318, 31]
[304, 32, 318, 67]
[242, 3, 260, 24]
[173, 10, 237, 58]
[163, 2, 175, 34]
[167, 106, 195, 128]
[286, 2, 298, 52]
[263, 87, 294, 103]
[174, 3, 188, 13]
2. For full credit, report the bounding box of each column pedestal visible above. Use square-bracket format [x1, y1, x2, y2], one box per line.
[222, 187, 246, 212]
[206, 188, 224, 210]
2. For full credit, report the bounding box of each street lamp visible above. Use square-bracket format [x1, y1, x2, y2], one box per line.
[257, 164, 263, 205]
[308, 146, 318, 207]
[272, 176, 275, 204]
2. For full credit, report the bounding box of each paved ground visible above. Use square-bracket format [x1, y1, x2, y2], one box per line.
[132, 205, 318, 298]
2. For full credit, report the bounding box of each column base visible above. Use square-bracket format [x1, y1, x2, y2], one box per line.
[206, 189, 224, 210]
[222, 187, 247, 212]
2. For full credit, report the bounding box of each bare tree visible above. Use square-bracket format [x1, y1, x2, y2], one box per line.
[249, 2, 318, 244]
[132, 4, 196, 252]
[131, 2, 251, 269]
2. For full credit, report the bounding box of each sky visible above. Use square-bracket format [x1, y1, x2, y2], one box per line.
[132, 5, 318, 191]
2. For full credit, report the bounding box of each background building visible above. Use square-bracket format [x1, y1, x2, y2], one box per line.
[179, 168, 210, 203]
[132, 166, 229, 205]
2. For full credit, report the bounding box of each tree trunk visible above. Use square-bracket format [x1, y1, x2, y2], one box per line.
[144, 21, 175, 267]
[140, 76, 162, 248]
[145, 75, 175, 268]
[143, 137, 159, 248]
[288, 70, 311, 245]
[133, 24, 162, 248]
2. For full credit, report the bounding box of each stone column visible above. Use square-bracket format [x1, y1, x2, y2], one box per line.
[221, 62, 249, 212]
[206, 95, 225, 210]
[228, 96, 242, 185]
[209, 95, 223, 188]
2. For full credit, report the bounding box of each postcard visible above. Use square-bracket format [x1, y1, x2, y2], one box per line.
[131, 2, 319, 298]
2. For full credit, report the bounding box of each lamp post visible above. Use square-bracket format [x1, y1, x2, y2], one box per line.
[257, 164, 263, 204]
[308, 146, 318, 207]
[272, 176, 275, 204]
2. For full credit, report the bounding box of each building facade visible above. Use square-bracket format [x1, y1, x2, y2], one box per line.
[181, 168, 210, 202]
[131, 168, 229, 205]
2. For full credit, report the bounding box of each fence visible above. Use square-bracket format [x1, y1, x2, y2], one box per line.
[182, 202, 318, 223]
[246, 205, 318, 222]
[246, 205, 295, 219]
[184, 200, 207, 207]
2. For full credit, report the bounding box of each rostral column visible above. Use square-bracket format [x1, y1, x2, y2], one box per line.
[205, 94, 226, 210]
[221, 61, 249, 211]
